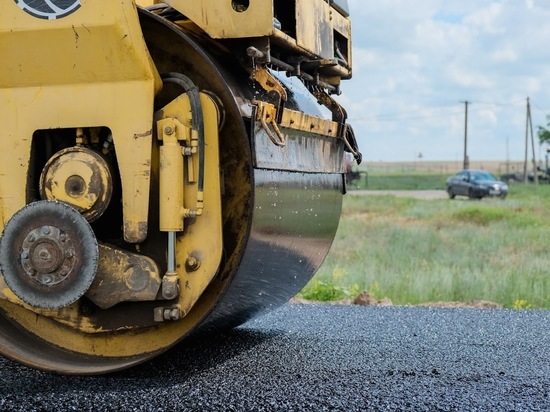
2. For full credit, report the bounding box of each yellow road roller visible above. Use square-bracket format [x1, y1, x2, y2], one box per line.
[0, 0, 360, 374]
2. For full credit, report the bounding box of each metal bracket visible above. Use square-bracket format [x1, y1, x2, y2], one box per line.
[254, 101, 286, 147]
[156, 117, 191, 145]
[161, 270, 180, 300]
[249, 65, 288, 103]
[312, 89, 362, 163]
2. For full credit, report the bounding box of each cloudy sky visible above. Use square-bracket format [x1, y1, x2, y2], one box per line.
[337, 0, 550, 162]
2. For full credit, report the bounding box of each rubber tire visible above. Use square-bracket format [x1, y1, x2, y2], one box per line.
[447, 187, 455, 199]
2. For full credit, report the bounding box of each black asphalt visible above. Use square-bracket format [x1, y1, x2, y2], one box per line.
[0, 304, 548, 411]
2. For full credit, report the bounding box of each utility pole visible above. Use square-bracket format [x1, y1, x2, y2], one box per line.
[506, 136, 510, 173]
[460, 100, 470, 169]
[524, 98, 529, 183]
[528, 98, 538, 184]
[524, 97, 538, 184]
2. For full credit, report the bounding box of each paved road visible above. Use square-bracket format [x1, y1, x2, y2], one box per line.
[0, 304, 548, 411]
[348, 189, 449, 199]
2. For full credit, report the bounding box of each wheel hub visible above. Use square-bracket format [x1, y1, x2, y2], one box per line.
[20, 225, 76, 286]
[0, 201, 98, 309]
[39, 147, 113, 222]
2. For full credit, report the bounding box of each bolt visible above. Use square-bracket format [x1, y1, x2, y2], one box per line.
[163, 308, 182, 321]
[41, 226, 51, 235]
[41, 275, 53, 285]
[163, 285, 176, 300]
[170, 309, 180, 320]
[39, 250, 51, 261]
[164, 125, 174, 135]
[28, 234, 36, 242]
[65, 249, 74, 259]
[185, 256, 201, 272]
[20, 251, 29, 260]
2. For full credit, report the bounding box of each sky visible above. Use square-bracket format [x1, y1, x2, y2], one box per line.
[337, 0, 550, 162]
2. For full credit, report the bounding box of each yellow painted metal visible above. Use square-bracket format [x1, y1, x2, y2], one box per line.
[0, 94, 222, 355]
[164, 0, 274, 39]
[0, 0, 161, 243]
[160, 1, 352, 74]
[296, 0, 332, 59]
[254, 101, 286, 147]
[280, 108, 340, 138]
[40, 147, 113, 222]
[294, 0, 352, 62]
[255, 101, 340, 138]
[155, 93, 223, 315]
[157, 119, 186, 232]
[135, 0, 160, 6]
[250, 66, 288, 102]
[46, 159, 96, 210]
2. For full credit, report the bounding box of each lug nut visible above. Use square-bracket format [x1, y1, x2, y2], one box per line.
[163, 308, 182, 321]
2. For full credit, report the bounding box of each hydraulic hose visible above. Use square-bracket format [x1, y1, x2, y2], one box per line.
[161, 72, 205, 194]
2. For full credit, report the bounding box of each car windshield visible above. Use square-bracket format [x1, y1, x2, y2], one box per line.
[471, 171, 496, 182]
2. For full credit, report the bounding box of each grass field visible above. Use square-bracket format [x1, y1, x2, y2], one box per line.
[298, 179, 550, 309]
[347, 160, 531, 190]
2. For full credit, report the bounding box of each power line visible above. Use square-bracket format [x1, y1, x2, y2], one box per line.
[468, 99, 525, 107]
[353, 103, 458, 120]
[349, 109, 464, 123]
[350, 99, 527, 123]
[530, 99, 550, 115]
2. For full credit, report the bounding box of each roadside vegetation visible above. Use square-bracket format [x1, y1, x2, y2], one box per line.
[298, 180, 550, 309]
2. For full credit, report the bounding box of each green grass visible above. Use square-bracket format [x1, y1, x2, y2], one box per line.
[349, 173, 448, 190]
[298, 183, 550, 309]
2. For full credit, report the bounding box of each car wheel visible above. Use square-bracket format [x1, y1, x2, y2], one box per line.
[468, 188, 478, 200]
[447, 187, 455, 199]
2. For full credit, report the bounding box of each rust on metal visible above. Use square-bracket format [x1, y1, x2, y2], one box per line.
[85, 244, 162, 309]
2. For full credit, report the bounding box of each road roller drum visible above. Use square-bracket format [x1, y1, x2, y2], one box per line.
[0, 0, 360, 374]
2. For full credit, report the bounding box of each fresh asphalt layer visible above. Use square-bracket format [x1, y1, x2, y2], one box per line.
[0, 304, 548, 411]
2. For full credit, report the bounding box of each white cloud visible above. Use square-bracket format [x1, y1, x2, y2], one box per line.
[464, 3, 504, 34]
[341, 0, 550, 162]
[490, 48, 518, 63]
[447, 65, 494, 89]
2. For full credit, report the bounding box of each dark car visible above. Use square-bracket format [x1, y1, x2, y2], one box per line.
[446, 169, 508, 199]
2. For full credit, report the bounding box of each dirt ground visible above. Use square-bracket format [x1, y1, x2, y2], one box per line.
[291, 292, 503, 309]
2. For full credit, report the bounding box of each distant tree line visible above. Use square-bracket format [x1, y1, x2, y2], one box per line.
[538, 115, 550, 146]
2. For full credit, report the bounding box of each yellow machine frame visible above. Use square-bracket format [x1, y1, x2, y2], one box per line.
[0, 1, 223, 354]
[138, 0, 352, 70]
[0, 0, 160, 242]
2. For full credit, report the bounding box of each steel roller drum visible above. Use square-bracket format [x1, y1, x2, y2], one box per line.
[0, 9, 345, 374]
[141, 11, 345, 333]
